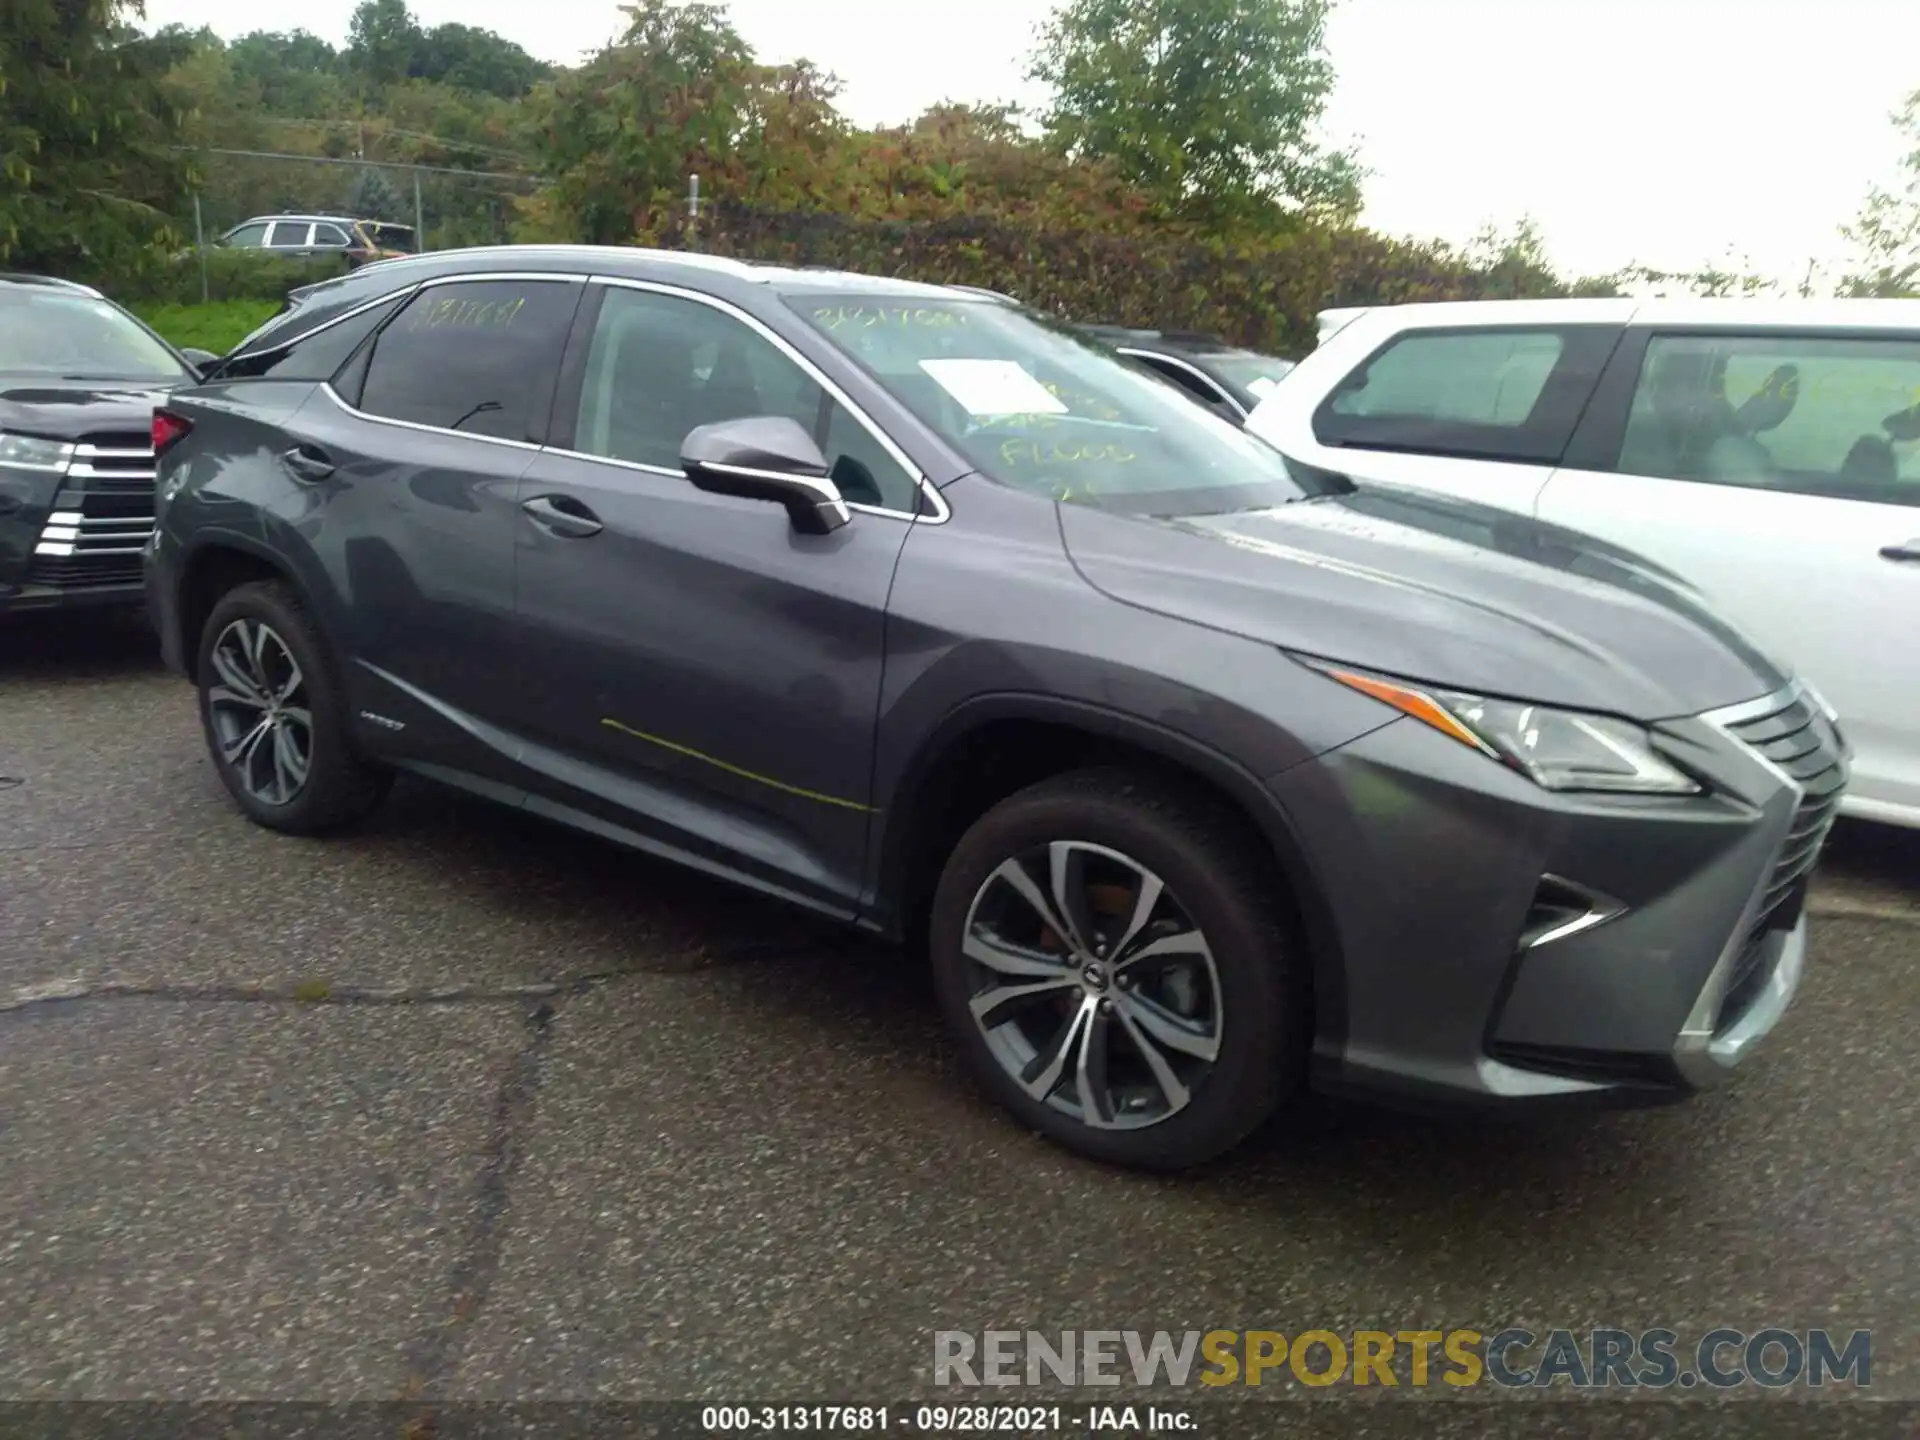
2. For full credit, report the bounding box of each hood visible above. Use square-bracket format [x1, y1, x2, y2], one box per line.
[1058, 484, 1789, 722]
[0, 377, 178, 441]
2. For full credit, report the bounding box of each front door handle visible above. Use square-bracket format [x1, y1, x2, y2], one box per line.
[521, 494, 604, 538]
[279, 445, 335, 483]
[1879, 540, 1920, 563]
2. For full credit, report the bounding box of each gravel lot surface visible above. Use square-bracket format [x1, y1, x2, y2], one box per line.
[2, 613, 1913, 1437]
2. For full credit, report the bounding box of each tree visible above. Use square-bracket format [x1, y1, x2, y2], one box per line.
[349, 166, 406, 221]
[346, 0, 422, 92]
[1028, 0, 1360, 226]
[1620, 248, 1775, 299]
[1840, 87, 1920, 298]
[227, 30, 348, 117]
[523, 0, 772, 242]
[1458, 217, 1568, 299]
[0, 0, 193, 273]
[412, 23, 549, 98]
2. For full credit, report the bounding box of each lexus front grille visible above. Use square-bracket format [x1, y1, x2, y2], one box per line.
[1713, 686, 1847, 1032]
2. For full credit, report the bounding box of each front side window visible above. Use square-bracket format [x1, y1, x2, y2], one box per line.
[1616, 333, 1920, 506]
[571, 286, 922, 512]
[0, 290, 191, 381]
[792, 295, 1332, 515]
[1313, 326, 1614, 464]
[222, 222, 270, 248]
[356, 279, 580, 442]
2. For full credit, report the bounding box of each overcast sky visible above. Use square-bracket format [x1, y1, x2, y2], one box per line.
[141, 0, 1920, 284]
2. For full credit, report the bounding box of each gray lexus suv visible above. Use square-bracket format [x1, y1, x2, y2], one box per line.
[142, 245, 1847, 1170]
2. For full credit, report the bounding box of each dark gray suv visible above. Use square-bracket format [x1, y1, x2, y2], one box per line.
[142, 246, 1847, 1170]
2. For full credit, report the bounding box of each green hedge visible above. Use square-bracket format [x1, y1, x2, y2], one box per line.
[682, 201, 1561, 358]
[87, 248, 353, 307]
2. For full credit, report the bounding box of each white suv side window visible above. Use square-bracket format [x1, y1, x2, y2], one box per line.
[1330, 331, 1563, 425]
[1618, 334, 1920, 505]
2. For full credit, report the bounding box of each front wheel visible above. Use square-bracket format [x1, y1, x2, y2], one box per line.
[196, 580, 391, 834]
[928, 768, 1305, 1171]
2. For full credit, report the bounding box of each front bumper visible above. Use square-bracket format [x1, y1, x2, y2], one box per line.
[1, 438, 157, 618]
[1273, 681, 1845, 1111]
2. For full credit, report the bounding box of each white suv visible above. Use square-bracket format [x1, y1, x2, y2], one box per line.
[1246, 298, 1920, 829]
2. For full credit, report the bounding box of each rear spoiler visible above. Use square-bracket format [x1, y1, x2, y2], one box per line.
[1315, 307, 1370, 347]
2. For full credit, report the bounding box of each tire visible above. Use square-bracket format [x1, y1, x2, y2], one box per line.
[195, 579, 391, 834]
[929, 767, 1305, 1171]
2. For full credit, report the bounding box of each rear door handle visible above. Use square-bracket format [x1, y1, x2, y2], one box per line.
[521, 494, 604, 538]
[1879, 540, 1920, 562]
[279, 445, 335, 483]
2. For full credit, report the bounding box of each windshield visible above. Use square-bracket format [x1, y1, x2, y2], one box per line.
[1204, 353, 1296, 406]
[790, 295, 1333, 515]
[0, 290, 189, 381]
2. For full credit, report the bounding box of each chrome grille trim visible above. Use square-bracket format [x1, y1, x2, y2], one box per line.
[1672, 680, 1847, 1082]
[25, 435, 157, 582]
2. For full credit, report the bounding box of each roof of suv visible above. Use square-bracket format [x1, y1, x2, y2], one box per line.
[1320, 296, 1920, 334]
[235, 215, 418, 230]
[230, 244, 990, 360]
[353, 244, 961, 294]
[0, 272, 104, 297]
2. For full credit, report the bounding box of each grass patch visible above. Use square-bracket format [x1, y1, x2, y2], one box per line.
[133, 300, 282, 356]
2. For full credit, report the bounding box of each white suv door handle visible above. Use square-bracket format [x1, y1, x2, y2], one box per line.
[1879, 540, 1920, 563]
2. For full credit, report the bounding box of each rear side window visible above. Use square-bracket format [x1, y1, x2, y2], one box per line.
[217, 294, 407, 382]
[1314, 326, 1619, 464]
[355, 279, 581, 443]
[312, 223, 351, 247]
[266, 223, 312, 249]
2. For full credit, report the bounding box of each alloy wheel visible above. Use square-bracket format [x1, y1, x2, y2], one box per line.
[206, 617, 313, 807]
[960, 840, 1224, 1130]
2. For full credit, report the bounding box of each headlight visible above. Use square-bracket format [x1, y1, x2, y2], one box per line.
[0, 432, 73, 471]
[1307, 661, 1702, 796]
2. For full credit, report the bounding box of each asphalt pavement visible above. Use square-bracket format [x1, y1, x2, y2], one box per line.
[2, 611, 1915, 1436]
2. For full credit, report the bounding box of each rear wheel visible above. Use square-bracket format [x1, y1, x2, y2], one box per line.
[196, 580, 390, 834]
[929, 768, 1304, 1171]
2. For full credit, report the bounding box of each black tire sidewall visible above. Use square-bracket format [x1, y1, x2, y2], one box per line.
[929, 776, 1298, 1171]
[194, 582, 373, 833]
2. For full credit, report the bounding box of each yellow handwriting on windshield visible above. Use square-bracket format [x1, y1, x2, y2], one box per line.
[406, 295, 528, 330]
[1001, 438, 1137, 466]
[811, 305, 970, 330]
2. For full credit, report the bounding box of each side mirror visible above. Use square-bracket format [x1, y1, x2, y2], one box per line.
[179, 347, 221, 378]
[680, 415, 850, 535]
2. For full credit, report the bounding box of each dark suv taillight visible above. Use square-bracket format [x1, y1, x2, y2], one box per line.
[153, 409, 193, 456]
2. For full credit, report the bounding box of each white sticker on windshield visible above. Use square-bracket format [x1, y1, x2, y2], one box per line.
[918, 359, 1068, 416]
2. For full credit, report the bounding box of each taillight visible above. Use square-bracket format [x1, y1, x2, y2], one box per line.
[153, 409, 193, 456]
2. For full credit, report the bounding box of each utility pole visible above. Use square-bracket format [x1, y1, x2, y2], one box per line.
[414, 172, 426, 252]
[685, 173, 700, 249]
[192, 193, 209, 304]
